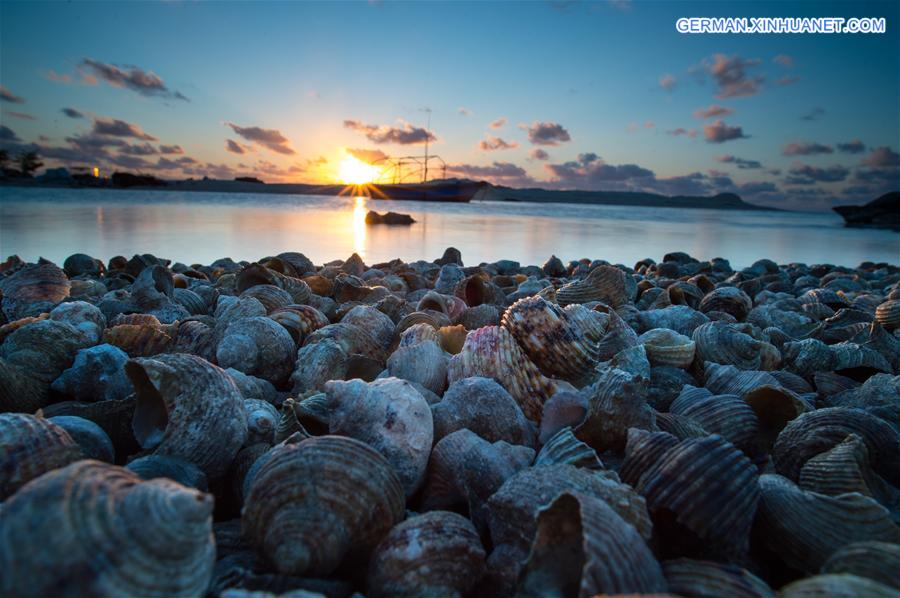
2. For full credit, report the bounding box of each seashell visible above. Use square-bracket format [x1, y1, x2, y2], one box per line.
[130, 265, 190, 323]
[782, 338, 836, 377]
[269, 304, 329, 345]
[242, 435, 405, 576]
[516, 491, 667, 597]
[539, 389, 589, 444]
[455, 273, 505, 307]
[279, 276, 312, 304]
[556, 265, 636, 308]
[447, 326, 557, 423]
[589, 303, 638, 360]
[170, 318, 217, 362]
[693, 321, 769, 370]
[438, 324, 467, 354]
[240, 284, 292, 314]
[433, 263, 466, 295]
[815, 371, 861, 397]
[0, 413, 82, 499]
[387, 338, 448, 395]
[0, 312, 48, 344]
[797, 433, 873, 497]
[63, 252, 104, 277]
[1, 461, 215, 596]
[49, 300, 107, 345]
[575, 367, 655, 453]
[778, 573, 898, 597]
[236, 263, 281, 293]
[563, 303, 609, 343]
[367, 511, 486, 598]
[458, 303, 500, 330]
[51, 343, 132, 402]
[768, 369, 814, 394]
[704, 362, 781, 396]
[0, 356, 49, 413]
[304, 322, 386, 362]
[273, 251, 315, 277]
[831, 342, 892, 381]
[417, 290, 467, 322]
[217, 316, 296, 385]
[662, 559, 773, 598]
[637, 305, 710, 336]
[648, 365, 697, 411]
[655, 411, 710, 439]
[432, 376, 536, 447]
[501, 296, 600, 383]
[290, 339, 348, 394]
[742, 384, 809, 449]
[773, 407, 900, 486]
[40, 397, 139, 462]
[755, 473, 900, 574]
[398, 322, 441, 347]
[47, 415, 114, 462]
[670, 388, 761, 457]
[0, 261, 70, 319]
[699, 286, 753, 320]
[324, 377, 432, 496]
[639, 327, 696, 368]
[865, 322, 900, 373]
[534, 426, 603, 469]
[607, 343, 651, 380]
[244, 398, 279, 445]
[173, 287, 208, 315]
[874, 299, 900, 331]
[636, 434, 760, 560]
[1, 318, 91, 385]
[303, 274, 333, 296]
[542, 254, 567, 277]
[104, 320, 176, 357]
[821, 541, 900, 590]
[619, 427, 680, 487]
[340, 304, 395, 349]
[127, 353, 248, 478]
[126, 454, 209, 491]
[332, 272, 371, 303]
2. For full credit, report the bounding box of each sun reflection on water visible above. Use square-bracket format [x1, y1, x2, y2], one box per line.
[352, 196, 367, 258]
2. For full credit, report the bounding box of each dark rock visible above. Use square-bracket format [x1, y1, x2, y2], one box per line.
[365, 210, 416, 225]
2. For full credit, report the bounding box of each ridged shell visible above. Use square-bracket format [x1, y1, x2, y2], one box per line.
[698, 286, 752, 320]
[782, 338, 836, 377]
[242, 435, 405, 576]
[875, 299, 900, 331]
[367, 511, 486, 598]
[104, 320, 176, 357]
[447, 326, 557, 423]
[755, 473, 900, 573]
[269, 305, 329, 345]
[662, 559, 773, 598]
[459, 303, 500, 330]
[236, 263, 281, 293]
[433, 264, 466, 294]
[778, 573, 898, 597]
[635, 434, 760, 559]
[655, 410, 709, 439]
[386, 339, 448, 395]
[563, 303, 609, 343]
[517, 492, 667, 597]
[594, 304, 639, 360]
[0, 413, 82, 499]
[556, 265, 637, 308]
[534, 427, 603, 469]
[1, 319, 91, 385]
[797, 433, 874, 497]
[454, 274, 504, 307]
[670, 390, 761, 457]
[637, 305, 710, 336]
[0, 262, 70, 319]
[171, 319, 217, 363]
[217, 316, 296, 385]
[240, 284, 293, 314]
[0, 460, 215, 597]
[704, 362, 781, 396]
[619, 428, 680, 487]
[127, 353, 248, 478]
[173, 287, 208, 315]
[693, 321, 769, 370]
[0, 357, 48, 413]
[831, 341, 892, 380]
[340, 304, 395, 349]
[47, 415, 115, 462]
[821, 541, 900, 590]
[126, 454, 209, 491]
[49, 300, 107, 345]
[304, 322, 386, 362]
[742, 384, 809, 449]
[575, 367, 655, 453]
[639, 327, 696, 368]
[417, 290, 468, 322]
[290, 339, 348, 394]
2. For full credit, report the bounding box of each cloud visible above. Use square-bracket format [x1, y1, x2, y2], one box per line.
[490, 117, 507, 129]
[644, 121, 655, 129]
[861, 146, 900, 168]
[716, 155, 762, 169]
[855, 167, 900, 185]
[458, 107, 471, 116]
[478, 135, 519, 151]
[225, 139, 246, 154]
[773, 54, 794, 68]
[119, 142, 158, 156]
[702, 54, 764, 98]
[800, 107, 825, 121]
[836, 140, 866, 154]
[159, 144, 184, 155]
[659, 74, 676, 91]
[44, 70, 72, 84]
[61, 107, 84, 119]
[92, 118, 157, 141]
[703, 120, 747, 143]
[80, 58, 188, 101]
[524, 121, 571, 145]
[0, 126, 20, 142]
[347, 148, 388, 163]
[529, 148, 549, 161]
[545, 153, 654, 189]
[343, 119, 435, 145]
[667, 128, 697, 138]
[782, 141, 833, 156]
[0, 86, 24, 104]
[693, 104, 734, 119]
[5, 111, 35, 120]
[446, 161, 533, 185]
[227, 123, 295, 155]
[788, 163, 850, 183]
[776, 75, 800, 87]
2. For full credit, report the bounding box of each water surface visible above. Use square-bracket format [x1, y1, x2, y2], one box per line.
[1, 187, 896, 268]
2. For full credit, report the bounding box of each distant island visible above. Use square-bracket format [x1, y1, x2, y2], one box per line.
[832, 191, 900, 231]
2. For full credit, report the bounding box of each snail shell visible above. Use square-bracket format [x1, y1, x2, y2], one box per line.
[454, 274, 505, 307]
[662, 559, 773, 598]
[173, 287, 208, 315]
[743, 384, 810, 450]
[0, 413, 82, 499]
[49, 300, 107, 345]
[638, 327, 696, 368]
[655, 411, 710, 440]
[367, 511, 486, 598]
[516, 491, 666, 597]
[434, 263, 465, 295]
[171, 319, 217, 363]
[432, 376, 536, 446]
[563, 303, 609, 344]
[217, 316, 296, 385]
[243, 398, 279, 446]
[594, 304, 639, 361]
[698, 286, 753, 320]
[575, 367, 656, 453]
[797, 433, 874, 498]
[417, 290, 467, 322]
[703, 362, 781, 396]
[782, 338, 836, 378]
[821, 541, 900, 590]
[670, 388, 761, 457]
[269, 305, 329, 345]
[63, 252, 104, 277]
[1, 318, 92, 385]
[290, 339, 348, 394]
[386, 338, 448, 396]
[619, 428, 680, 487]
[0, 357, 47, 413]
[0, 261, 70, 319]
[556, 265, 636, 308]
[340, 304, 395, 349]
[303, 322, 386, 362]
[874, 299, 900, 331]
[0, 460, 216, 596]
[693, 321, 774, 370]
[241, 435, 405, 577]
[240, 284, 293, 314]
[51, 343, 132, 402]
[127, 353, 248, 478]
[104, 317, 177, 357]
[459, 303, 501, 330]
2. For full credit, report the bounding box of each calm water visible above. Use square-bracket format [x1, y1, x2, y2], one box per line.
[0, 187, 897, 269]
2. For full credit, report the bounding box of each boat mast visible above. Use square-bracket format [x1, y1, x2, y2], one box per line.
[423, 108, 431, 183]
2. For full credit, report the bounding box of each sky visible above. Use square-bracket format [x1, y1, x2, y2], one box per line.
[0, 0, 898, 210]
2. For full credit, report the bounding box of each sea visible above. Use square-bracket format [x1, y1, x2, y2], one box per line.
[1, 187, 897, 269]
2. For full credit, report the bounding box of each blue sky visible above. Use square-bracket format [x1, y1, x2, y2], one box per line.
[1, 0, 898, 210]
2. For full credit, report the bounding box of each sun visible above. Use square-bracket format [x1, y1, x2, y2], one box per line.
[339, 155, 381, 185]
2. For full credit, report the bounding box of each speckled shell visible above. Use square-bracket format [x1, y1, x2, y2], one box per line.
[324, 377, 433, 496]
[637, 328, 694, 369]
[290, 339, 348, 394]
[699, 286, 752, 320]
[670, 389, 761, 457]
[303, 322, 386, 362]
[447, 326, 557, 423]
[517, 492, 666, 598]
[693, 321, 774, 370]
[778, 574, 898, 597]
[51, 343, 132, 403]
[556, 265, 637, 308]
[0, 313, 48, 344]
[534, 427, 603, 469]
[635, 434, 760, 559]
[755, 473, 900, 574]
[49, 300, 107, 345]
[459, 303, 500, 330]
[501, 296, 600, 383]
[217, 316, 296, 385]
[127, 353, 248, 478]
[619, 428, 680, 487]
[386, 338, 448, 396]
[126, 454, 209, 491]
[662, 559, 773, 598]
[575, 367, 656, 453]
[874, 299, 900, 331]
[0, 262, 70, 319]
[241, 435, 405, 577]
[563, 303, 609, 343]
[0, 413, 82, 499]
[821, 541, 900, 590]
[367, 511, 486, 598]
[398, 322, 441, 347]
[0, 460, 215, 597]
[772, 407, 900, 486]
[432, 376, 536, 447]
[241, 284, 293, 314]
[104, 318, 177, 357]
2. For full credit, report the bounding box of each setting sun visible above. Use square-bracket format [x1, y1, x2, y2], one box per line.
[338, 155, 380, 185]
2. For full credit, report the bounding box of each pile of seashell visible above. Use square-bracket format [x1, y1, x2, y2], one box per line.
[1, 248, 899, 597]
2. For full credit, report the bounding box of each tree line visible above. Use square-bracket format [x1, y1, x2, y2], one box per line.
[0, 149, 44, 177]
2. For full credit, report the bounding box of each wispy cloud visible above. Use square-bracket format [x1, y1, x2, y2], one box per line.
[478, 135, 519, 151]
[701, 54, 764, 99]
[659, 73, 676, 91]
[344, 119, 435, 145]
[4, 111, 35, 120]
[225, 139, 247, 154]
[800, 107, 825, 121]
[490, 117, 507, 129]
[44, 70, 72, 84]
[92, 117, 157, 141]
[80, 58, 189, 101]
[776, 75, 800, 87]
[0, 126, 21, 142]
[226, 123, 295, 154]
[0, 86, 24, 104]
[458, 107, 471, 116]
[159, 144, 184, 155]
[716, 155, 762, 169]
[703, 120, 747, 143]
[836, 140, 866, 154]
[667, 128, 697, 138]
[782, 141, 833, 156]
[773, 54, 794, 68]
[347, 148, 388, 163]
[788, 163, 849, 183]
[693, 104, 734, 119]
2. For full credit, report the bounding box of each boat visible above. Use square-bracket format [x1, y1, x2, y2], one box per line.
[366, 179, 487, 203]
[833, 191, 900, 231]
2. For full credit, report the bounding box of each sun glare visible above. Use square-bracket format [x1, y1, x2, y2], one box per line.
[339, 155, 380, 185]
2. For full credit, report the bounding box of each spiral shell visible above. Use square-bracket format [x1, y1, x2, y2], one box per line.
[742, 384, 809, 449]
[670, 388, 761, 457]
[51, 343, 133, 403]
[699, 286, 752, 320]
[268, 304, 328, 345]
[127, 353, 248, 478]
[459, 303, 500, 330]
[171, 319, 217, 362]
[447, 326, 557, 423]
[63, 252, 104, 277]
[0, 261, 70, 319]
[0, 357, 48, 413]
[619, 427, 680, 487]
[0, 413, 82, 499]
[240, 284, 293, 314]
[662, 559, 773, 598]
[417, 290, 467, 322]
[703, 362, 781, 396]
[874, 299, 900, 331]
[432, 377, 536, 447]
[534, 426, 603, 469]
[217, 316, 296, 385]
[304, 322, 386, 362]
[367, 511, 486, 598]
[821, 541, 900, 590]
[639, 327, 696, 368]
[797, 433, 874, 497]
[557, 265, 636, 308]
[517, 491, 666, 597]
[693, 321, 773, 370]
[782, 338, 836, 377]
[242, 435, 405, 576]
[243, 398, 279, 446]
[455, 274, 504, 307]
[49, 300, 107, 345]
[104, 317, 177, 357]
[575, 367, 655, 453]
[0, 460, 216, 596]
[126, 454, 209, 491]
[387, 338, 448, 395]
[290, 339, 349, 394]
[594, 304, 639, 360]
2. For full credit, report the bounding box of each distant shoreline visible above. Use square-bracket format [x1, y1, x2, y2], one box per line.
[0, 178, 780, 211]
